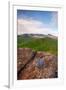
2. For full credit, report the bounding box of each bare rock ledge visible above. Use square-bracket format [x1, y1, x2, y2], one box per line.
[17, 48, 58, 80]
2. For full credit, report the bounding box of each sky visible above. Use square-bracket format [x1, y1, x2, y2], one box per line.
[17, 10, 58, 36]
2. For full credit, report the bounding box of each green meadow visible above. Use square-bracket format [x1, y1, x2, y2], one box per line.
[17, 35, 58, 55]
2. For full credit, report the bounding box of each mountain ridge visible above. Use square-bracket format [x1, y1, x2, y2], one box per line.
[18, 33, 58, 39]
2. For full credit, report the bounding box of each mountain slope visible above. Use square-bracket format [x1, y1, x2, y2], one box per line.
[17, 34, 58, 55]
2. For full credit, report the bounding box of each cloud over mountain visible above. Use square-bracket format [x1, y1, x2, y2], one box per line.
[17, 18, 58, 36]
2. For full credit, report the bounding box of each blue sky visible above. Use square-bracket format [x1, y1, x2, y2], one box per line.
[17, 10, 58, 36]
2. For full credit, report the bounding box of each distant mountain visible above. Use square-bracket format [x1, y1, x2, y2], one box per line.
[18, 34, 58, 39]
[47, 34, 57, 39]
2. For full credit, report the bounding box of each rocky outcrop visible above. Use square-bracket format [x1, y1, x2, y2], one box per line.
[17, 48, 58, 80]
[17, 48, 36, 75]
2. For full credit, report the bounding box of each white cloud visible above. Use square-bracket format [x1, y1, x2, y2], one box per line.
[17, 18, 58, 36]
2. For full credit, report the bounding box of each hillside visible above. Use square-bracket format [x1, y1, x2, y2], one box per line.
[17, 34, 58, 55]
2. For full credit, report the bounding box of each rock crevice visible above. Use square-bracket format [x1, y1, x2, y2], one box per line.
[17, 48, 58, 80]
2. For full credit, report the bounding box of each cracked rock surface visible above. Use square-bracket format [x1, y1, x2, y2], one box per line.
[17, 48, 58, 80]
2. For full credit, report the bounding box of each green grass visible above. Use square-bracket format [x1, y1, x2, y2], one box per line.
[17, 35, 58, 55]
